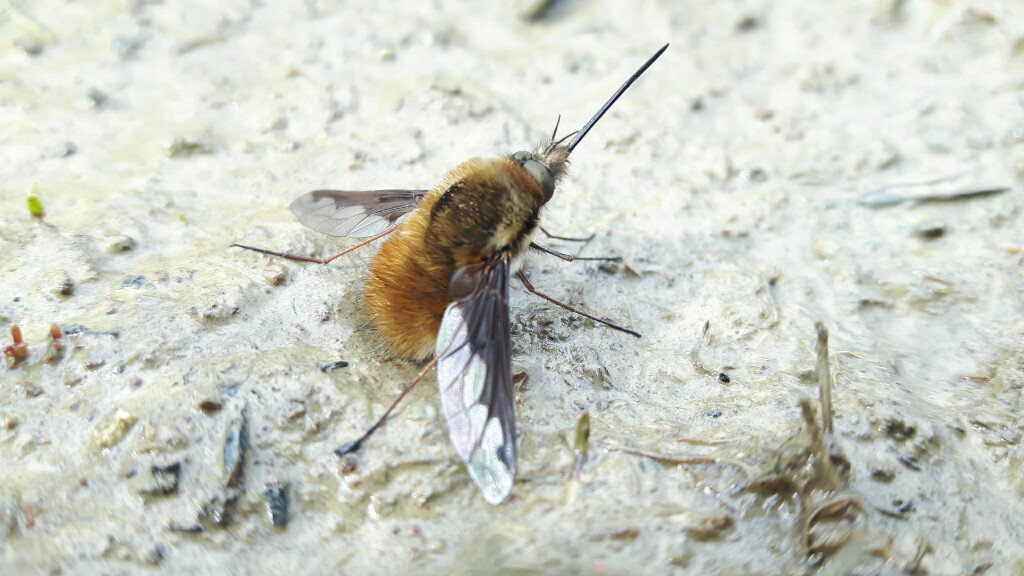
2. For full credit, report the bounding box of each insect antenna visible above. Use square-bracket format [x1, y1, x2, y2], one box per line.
[566, 43, 669, 154]
[542, 131, 580, 157]
[553, 130, 579, 148]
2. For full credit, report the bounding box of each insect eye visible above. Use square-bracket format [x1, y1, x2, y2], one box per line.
[512, 151, 534, 164]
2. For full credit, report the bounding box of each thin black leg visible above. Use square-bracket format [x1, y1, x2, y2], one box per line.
[516, 271, 640, 338]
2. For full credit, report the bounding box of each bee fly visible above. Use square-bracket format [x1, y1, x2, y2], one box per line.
[232, 44, 668, 504]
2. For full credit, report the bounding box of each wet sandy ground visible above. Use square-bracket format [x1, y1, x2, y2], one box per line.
[1, 1, 1023, 574]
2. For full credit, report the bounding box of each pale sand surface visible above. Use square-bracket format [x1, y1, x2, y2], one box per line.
[1, 1, 1023, 574]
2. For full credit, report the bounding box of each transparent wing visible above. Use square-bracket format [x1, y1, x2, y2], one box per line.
[289, 189, 426, 238]
[435, 256, 516, 505]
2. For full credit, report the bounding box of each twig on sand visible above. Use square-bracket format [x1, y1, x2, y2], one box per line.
[857, 183, 1009, 208]
[605, 441, 753, 476]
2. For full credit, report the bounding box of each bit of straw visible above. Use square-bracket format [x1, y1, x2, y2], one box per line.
[605, 442, 753, 476]
[815, 322, 834, 435]
[564, 411, 591, 506]
[571, 411, 590, 480]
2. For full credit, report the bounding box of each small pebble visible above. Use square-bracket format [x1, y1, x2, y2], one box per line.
[681, 512, 734, 540]
[718, 372, 731, 383]
[20, 40, 44, 56]
[264, 480, 289, 527]
[112, 36, 142, 60]
[339, 457, 357, 474]
[87, 87, 109, 108]
[268, 117, 288, 131]
[166, 138, 212, 158]
[262, 264, 287, 286]
[143, 544, 165, 565]
[141, 463, 181, 497]
[883, 418, 916, 441]
[869, 460, 896, 482]
[121, 276, 145, 288]
[105, 235, 136, 253]
[912, 224, 946, 240]
[49, 276, 74, 296]
[892, 498, 913, 515]
[198, 396, 224, 413]
[740, 167, 768, 182]
[897, 455, 921, 471]
[609, 527, 639, 542]
[319, 360, 349, 372]
[95, 410, 138, 449]
[168, 523, 204, 534]
[736, 15, 760, 31]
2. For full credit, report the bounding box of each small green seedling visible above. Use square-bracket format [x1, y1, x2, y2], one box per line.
[27, 182, 45, 218]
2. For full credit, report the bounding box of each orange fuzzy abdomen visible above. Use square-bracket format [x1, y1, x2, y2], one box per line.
[363, 206, 455, 361]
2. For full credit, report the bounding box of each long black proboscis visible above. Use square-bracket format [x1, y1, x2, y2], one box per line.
[566, 43, 669, 153]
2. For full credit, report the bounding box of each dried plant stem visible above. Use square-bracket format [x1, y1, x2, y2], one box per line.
[606, 442, 753, 476]
[815, 321, 834, 435]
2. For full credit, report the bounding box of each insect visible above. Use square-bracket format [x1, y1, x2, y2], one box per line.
[232, 45, 667, 504]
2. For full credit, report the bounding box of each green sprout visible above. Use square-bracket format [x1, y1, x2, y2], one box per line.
[27, 182, 45, 219]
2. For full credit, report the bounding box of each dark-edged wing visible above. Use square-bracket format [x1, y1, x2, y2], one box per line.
[434, 255, 516, 505]
[289, 189, 427, 238]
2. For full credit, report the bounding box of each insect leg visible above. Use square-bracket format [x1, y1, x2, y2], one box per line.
[538, 225, 594, 243]
[515, 271, 641, 338]
[231, 227, 396, 265]
[334, 301, 477, 457]
[530, 242, 621, 262]
[334, 355, 440, 456]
